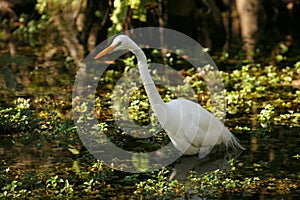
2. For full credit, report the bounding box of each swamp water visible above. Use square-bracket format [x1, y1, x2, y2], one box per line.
[0, 58, 299, 199]
[0, 126, 299, 199]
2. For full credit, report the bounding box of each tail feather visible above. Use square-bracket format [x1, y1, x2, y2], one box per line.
[222, 128, 245, 150]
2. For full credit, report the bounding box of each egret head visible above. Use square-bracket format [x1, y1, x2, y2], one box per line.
[94, 35, 137, 59]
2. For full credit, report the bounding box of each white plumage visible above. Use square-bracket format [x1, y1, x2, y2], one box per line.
[95, 35, 244, 158]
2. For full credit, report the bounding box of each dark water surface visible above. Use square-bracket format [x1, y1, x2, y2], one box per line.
[1, 126, 299, 199]
[0, 58, 299, 199]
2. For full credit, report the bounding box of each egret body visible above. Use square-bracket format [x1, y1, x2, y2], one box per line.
[95, 35, 244, 157]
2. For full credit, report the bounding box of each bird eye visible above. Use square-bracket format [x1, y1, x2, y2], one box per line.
[116, 41, 122, 46]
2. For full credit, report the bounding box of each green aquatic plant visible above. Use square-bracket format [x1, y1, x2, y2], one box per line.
[0, 98, 39, 135]
[258, 104, 275, 128]
[0, 180, 28, 199]
[187, 168, 260, 198]
[46, 175, 74, 197]
[134, 167, 183, 199]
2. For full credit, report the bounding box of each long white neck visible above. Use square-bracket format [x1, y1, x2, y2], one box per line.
[132, 48, 165, 107]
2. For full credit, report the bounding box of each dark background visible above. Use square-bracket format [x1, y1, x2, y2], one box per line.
[1, 0, 300, 65]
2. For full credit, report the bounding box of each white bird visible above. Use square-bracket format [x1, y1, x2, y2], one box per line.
[94, 35, 244, 158]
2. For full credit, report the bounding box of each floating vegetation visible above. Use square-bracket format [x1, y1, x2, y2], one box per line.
[1, 55, 300, 198]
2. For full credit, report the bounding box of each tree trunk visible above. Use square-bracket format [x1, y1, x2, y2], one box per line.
[51, 14, 85, 66]
[235, 0, 260, 61]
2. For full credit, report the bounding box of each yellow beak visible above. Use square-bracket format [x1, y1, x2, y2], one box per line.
[94, 44, 116, 59]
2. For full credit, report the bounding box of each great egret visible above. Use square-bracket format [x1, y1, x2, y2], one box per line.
[94, 35, 244, 158]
